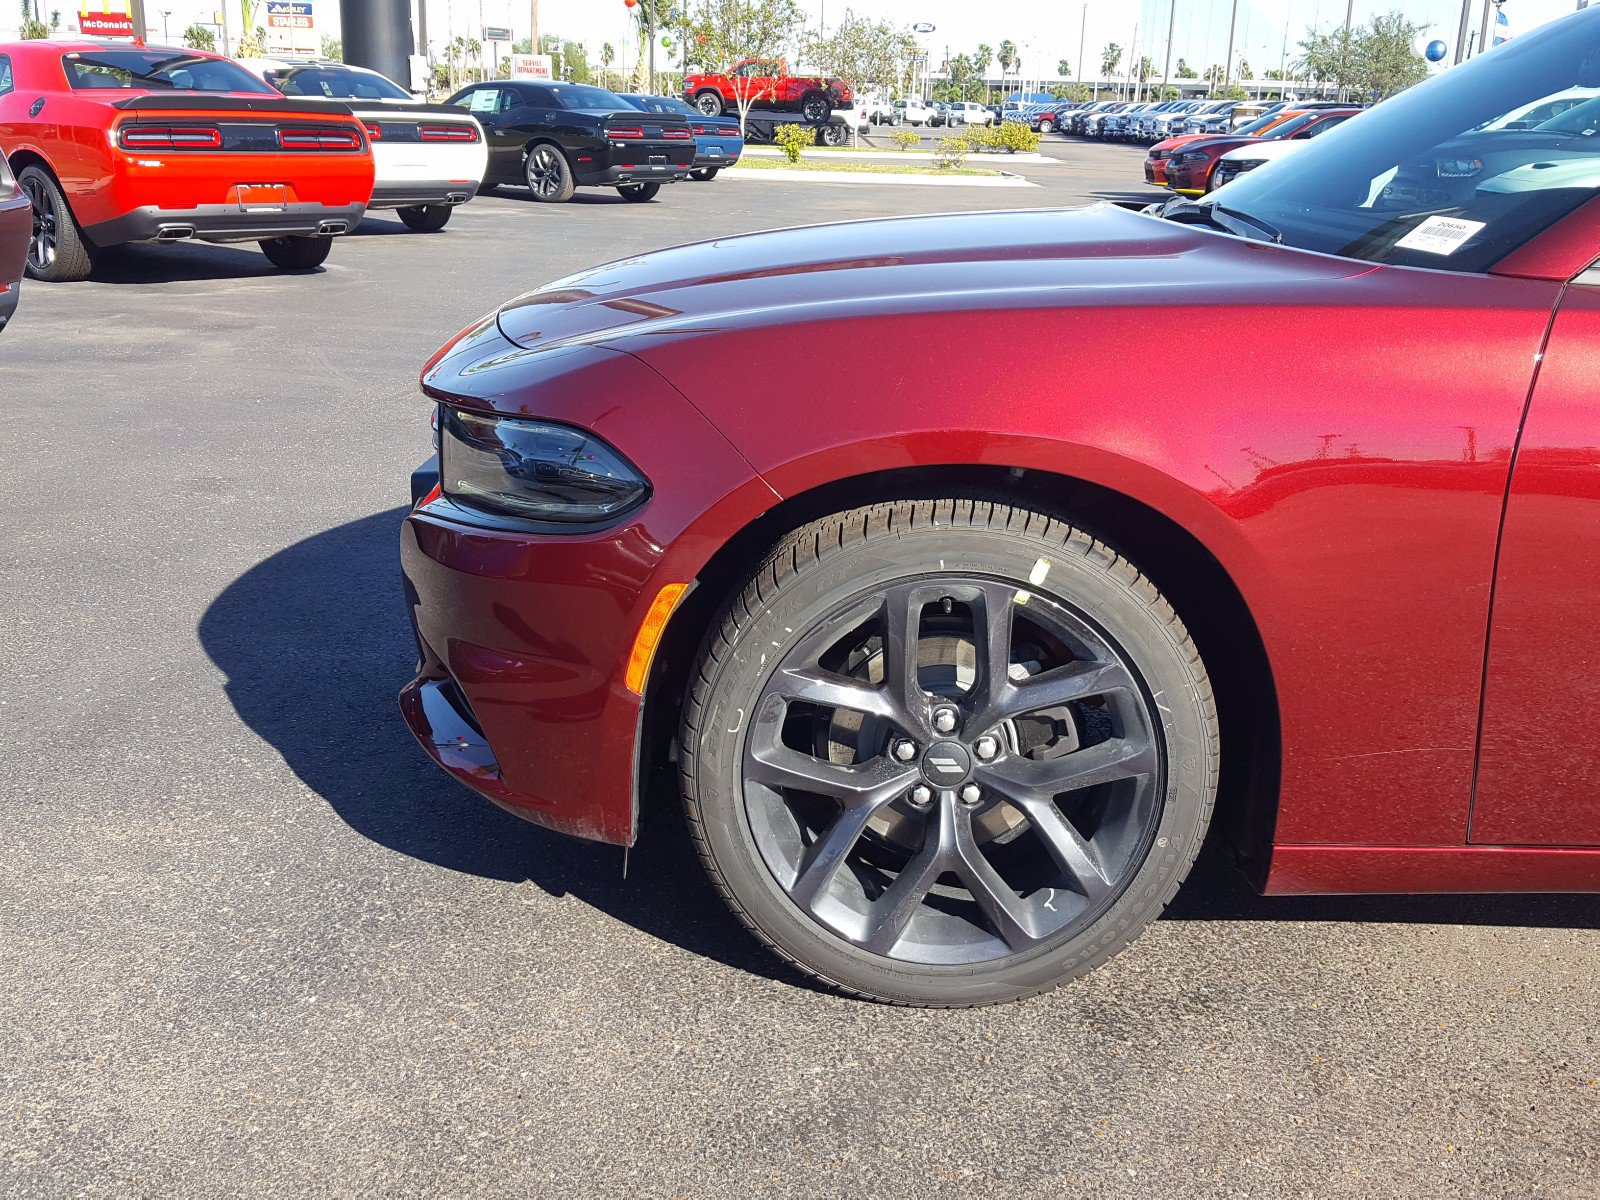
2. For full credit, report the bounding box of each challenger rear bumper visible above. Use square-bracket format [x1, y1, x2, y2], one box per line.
[370, 181, 476, 209]
[86, 200, 369, 246]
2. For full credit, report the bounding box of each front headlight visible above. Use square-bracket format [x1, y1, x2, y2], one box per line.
[440, 408, 650, 524]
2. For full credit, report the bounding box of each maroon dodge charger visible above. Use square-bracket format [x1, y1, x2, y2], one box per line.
[0, 150, 27, 330]
[402, 14, 1600, 1007]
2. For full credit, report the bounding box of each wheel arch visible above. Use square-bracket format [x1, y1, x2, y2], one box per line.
[640, 463, 1282, 882]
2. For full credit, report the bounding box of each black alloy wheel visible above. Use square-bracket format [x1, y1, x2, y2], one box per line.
[525, 144, 576, 202]
[681, 500, 1218, 1007]
[800, 92, 832, 124]
[18, 165, 93, 283]
[397, 204, 453, 232]
[694, 91, 726, 117]
[617, 182, 661, 202]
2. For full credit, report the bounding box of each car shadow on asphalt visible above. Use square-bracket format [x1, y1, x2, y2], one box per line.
[197, 506, 808, 988]
[88, 241, 310, 284]
[198, 507, 1599, 988]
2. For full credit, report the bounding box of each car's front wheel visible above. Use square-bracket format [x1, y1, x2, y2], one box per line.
[397, 204, 453, 232]
[800, 91, 833, 124]
[694, 91, 725, 117]
[680, 499, 1218, 1007]
[259, 234, 332, 271]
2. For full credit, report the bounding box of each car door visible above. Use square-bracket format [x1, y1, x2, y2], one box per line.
[452, 86, 509, 176]
[1472, 277, 1600, 845]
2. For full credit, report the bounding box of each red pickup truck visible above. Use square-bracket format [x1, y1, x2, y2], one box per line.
[683, 58, 852, 124]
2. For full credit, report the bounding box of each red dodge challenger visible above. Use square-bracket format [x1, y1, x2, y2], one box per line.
[0, 40, 374, 280]
[402, 13, 1600, 1006]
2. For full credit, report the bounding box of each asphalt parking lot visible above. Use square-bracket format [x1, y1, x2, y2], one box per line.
[4, 139, 1597, 1197]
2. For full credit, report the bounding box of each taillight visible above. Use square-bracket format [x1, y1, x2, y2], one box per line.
[277, 127, 363, 150]
[118, 125, 223, 150]
[691, 125, 709, 136]
[662, 127, 690, 139]
[364, 122, 384, 140]
[419, 124, 480, 142]
[608, 126, 645, 139]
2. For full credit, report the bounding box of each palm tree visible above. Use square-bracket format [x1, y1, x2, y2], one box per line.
[600, 41, 615, 89]
[1057, 57, 1071, 80]
[998, 38, 1017, 97]
[1101, 43, 1122, 96]
[974, 42, 993, 96]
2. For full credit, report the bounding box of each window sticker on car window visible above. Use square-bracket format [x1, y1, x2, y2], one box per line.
[467, 90, 498, 114]
[1395, 215, 1488, 255]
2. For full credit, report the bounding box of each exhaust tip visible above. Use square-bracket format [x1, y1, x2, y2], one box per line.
[317, 221, 348, 236]
[155, 226, 195, 242]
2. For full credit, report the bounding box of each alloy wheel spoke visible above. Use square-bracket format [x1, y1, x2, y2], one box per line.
[967, 582, 1017, 723]
[879, 585, 929, 731]
[1004, 792, 1111, 899]
[1004, 658, 1136, 719]
[767, 665, 899, 724]
[951, 809, 1040, 951]
[980, 734, 1157, 801]
[747, 733, 914, 804]
[860, 810, 952, 953]
[789, 803, 880, 912]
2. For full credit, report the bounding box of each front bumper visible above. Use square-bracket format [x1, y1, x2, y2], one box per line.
[85, 199, 368, 246]
[398, 323, 774, 846]
[1163, 162, 1211, 195]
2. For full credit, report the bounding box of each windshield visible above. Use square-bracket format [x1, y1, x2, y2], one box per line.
[1199, 8, 1600, 273]
[63, 50, 274, 93]
[270, 65, 411, 100]
[1234, 111, 1288, 137]
[550, 83, 625, 110]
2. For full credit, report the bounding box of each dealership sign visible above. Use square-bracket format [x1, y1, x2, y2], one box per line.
[78, 1, 135, 37]
[511, 54, 553, 80]
[483, 25, 512, 42]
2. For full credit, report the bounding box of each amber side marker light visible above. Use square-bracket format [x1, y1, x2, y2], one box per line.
[626, 583, 689, 695]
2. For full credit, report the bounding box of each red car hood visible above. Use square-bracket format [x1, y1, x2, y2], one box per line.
[494, 203, 1368, 355]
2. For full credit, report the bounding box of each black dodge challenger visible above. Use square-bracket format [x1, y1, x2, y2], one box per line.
[445, 80, 695, 203]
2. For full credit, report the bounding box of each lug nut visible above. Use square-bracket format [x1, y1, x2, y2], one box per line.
[893, 739, 917, 762]
[974, 735, 998, 761]
[933, 707, 958, 734]
[911, 785, 934, 807]
[959, 784, 982, 806]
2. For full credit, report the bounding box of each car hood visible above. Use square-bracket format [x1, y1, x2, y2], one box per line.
[493, 203, 1367, 356]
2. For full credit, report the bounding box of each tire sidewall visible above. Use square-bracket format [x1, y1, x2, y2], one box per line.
[686, 515, 1215, 1005]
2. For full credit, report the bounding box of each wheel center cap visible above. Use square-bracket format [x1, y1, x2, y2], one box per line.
[921, 740, 973, 787]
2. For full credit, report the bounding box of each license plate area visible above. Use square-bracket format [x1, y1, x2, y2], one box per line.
[236, 184, 287, 212]
[649, 155, 666, 169]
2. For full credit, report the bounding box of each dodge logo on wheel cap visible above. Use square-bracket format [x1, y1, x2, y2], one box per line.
[921, 740, 973, 786]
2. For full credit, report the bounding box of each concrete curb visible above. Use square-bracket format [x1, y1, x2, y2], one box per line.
[721, 167, 1039, 188]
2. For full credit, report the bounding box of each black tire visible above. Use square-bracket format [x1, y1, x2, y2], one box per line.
[689, 167, 720, 181]
[799, 91, 832, 124]
[17, 164, 94, 283]
[524, 143, 576, 202]
[818, 123, 849, 147]
[617, 182, 661, 202]
[680, 499, 1218, 1008]
[396, 204, 453, 232]
[694, 91, 726, 117]
[258, 234, 332, 271]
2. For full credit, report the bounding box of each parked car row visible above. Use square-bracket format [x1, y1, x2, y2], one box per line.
[0, 40, 745, 289]
[1149, 106, 1362, 195]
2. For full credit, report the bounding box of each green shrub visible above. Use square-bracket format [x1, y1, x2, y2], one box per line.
[889, 128, 920, 152]
[933, 134, 970, 170]
[966, 124, 1003, 152]
[996, 121, 1042, 154]
[773, 123, 815, 163]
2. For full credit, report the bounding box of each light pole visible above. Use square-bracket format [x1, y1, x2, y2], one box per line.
[1077, 3, 1087, 95]
[1222, 0, 1239, 88]
[1161, 0, 1177, 94]
[160, 9, 170, 40]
